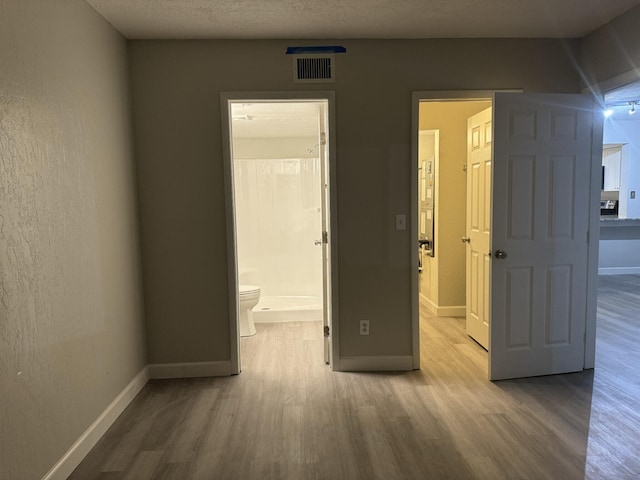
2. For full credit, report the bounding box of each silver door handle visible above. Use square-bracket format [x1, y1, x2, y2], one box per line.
[314, 240, 322, 245]
[461, 237, 471, 243]
[494, 249, 508, 259]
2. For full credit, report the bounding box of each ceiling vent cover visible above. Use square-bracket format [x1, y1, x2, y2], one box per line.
[293, 54, 335, 83]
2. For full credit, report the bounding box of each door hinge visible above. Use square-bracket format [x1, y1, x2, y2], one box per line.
[320, 132, 327, 146]
[322, 231, 329, 244]
[324, 325, 330, 337]
[462, 164, 467, 172]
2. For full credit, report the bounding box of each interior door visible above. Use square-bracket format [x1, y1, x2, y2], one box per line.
[489, 93, 595, 380]
[318, 102, 332, 365]
[466, 107, 492, 350]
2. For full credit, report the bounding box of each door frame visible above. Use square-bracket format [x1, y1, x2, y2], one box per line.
[220, 91, 340, 374]
[411, 90, 504, 368]
[411, 89, 604, 374]
[582, 71, 637, 369]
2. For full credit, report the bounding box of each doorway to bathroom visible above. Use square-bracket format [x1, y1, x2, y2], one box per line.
[221, 93, 338, 374]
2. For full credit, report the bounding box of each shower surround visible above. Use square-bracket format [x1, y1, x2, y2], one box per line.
[234, 157, 323, 322]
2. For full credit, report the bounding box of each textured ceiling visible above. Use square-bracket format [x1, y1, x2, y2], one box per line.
[86, 0, 640, 120]
[86, 0, 640, 39]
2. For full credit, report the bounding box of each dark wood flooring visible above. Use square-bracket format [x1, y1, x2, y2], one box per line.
[68, 275, 640, 479]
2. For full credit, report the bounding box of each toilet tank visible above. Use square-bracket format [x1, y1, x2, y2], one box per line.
[238, 267, 260, 285]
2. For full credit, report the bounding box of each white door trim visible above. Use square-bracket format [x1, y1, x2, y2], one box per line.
[582, 78, 621, 370]
[411, 89, 523, 370]
[220, 91, 339, 374]
[585, 99, 604, 370]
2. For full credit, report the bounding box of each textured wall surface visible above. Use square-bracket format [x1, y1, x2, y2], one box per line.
[129, 38, 582, 364]
[0, 1, 146, 478]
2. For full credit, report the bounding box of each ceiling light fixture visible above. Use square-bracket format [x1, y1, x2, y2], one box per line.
[604, 108, 614, 118]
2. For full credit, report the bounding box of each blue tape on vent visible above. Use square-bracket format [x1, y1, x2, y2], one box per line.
[286, 46, 347, 55]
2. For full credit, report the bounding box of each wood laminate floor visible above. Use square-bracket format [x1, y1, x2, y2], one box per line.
[69, 275, 640, 479]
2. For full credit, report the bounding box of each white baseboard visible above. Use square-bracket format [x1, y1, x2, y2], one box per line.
[598, 266, 640, 275]
[42, 366, 149, 480]
[436, 305, 465, 317]
[338, 355, 414, 371]
[420, 293, 438, 315]
[148, 361, 232, 379]
[420, 294, 465, 317]
[43, 361, 233, 479]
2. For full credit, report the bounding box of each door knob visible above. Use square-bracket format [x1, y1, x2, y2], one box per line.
[494, 249, 508, 259]
[314, 240, 322, 245]
[461, 237, 471, 243]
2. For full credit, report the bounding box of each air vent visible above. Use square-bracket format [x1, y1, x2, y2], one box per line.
[293, 54, 335, 83]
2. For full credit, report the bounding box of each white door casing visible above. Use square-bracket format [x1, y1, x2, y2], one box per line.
[318, 102, 332, 365]
[489, 93, 594, 380]
[220, 92, 338, 374]
[466, 107, 492, 350]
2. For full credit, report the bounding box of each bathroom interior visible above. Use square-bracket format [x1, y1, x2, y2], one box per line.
[229, 101, 328, 348]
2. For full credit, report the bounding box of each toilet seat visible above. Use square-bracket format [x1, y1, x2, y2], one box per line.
[239, 285, 260, 296]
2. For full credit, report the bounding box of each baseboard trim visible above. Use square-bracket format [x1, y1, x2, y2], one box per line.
[436, 305, 465, 317]
[598, 266, 640, 275]
[148, 361, 233, 379]
[42, 366, 149, 480]
[420, 293, 438, 315]
[419, 294, 465, 317]
[338, 355, 414, 371]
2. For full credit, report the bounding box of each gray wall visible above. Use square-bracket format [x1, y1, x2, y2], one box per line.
[129, 39, 582, 365]
[0, 1, 146, 478]
[580, 4, 640, 87]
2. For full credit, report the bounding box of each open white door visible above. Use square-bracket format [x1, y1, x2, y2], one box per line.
[490, 93, 595, 380]
[318, 102, 332, 365]
[466, 107, 492, 350]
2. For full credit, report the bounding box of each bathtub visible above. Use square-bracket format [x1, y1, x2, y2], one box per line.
[253, 295, 322, 323]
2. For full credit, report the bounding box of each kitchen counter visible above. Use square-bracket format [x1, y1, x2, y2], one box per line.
[600, 217, 640, 226]
[600, 218, 640, 241]
[599, 218, 640, 274]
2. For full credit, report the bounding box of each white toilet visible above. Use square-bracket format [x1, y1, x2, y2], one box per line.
[239, 284, 260, 337]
